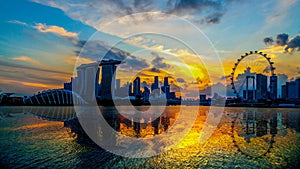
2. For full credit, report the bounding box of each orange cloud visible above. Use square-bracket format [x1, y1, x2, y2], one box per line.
[11, 56, 43, 66]
[33, 23, 78, 38]
[21, 82, 59, 89]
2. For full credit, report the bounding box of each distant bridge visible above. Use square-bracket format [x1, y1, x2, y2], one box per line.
[24, 89, 87, 106]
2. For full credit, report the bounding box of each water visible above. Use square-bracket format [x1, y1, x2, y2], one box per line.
[0, 106, 299, 168]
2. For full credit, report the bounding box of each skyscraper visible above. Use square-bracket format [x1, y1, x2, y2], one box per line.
[133, 77, 141, 96]
[100, 65, 117, 100]
[151, 76, 160, 96]
[287, 81, 297, 99]
[143, 87, 150, 102]
[162, 76, 170, 98]
[281, 85, 287, 99]
[74, 63, 99, 101]
[164, 77, 169, 87]
[256, 74, 267, 99]
[85, 66, 100, 99]
[151, 76, 159, 91]
[128, 82, 133, 96]
[154, 76, 159, 86]
[283, 78, 300, 99]
[270, 75, 278, 100]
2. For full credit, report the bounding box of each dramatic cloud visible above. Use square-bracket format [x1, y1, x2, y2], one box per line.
[151, 52, 170, 69]
[119, 55, 150, 71]
[264, 33, 300, 52]
[33, 23, 78, 38]
[276, 33, 289, 46]
[76, 40, 149, 71]
[77, 40, 125, 60]
[32, 0, 242, 26]
[285, 35, 300, 52]
[263, 37, 274, 45]
[167, 0, 239, 24]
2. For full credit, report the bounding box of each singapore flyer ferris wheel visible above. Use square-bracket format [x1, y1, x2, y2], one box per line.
[230, 51, 277, 100]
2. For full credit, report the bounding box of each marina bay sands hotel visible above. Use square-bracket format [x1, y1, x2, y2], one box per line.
[64, 59, 122, 102]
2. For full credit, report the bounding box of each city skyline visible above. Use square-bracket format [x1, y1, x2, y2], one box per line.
[1, 1, 300, 168]
[0, 0, 300, 98]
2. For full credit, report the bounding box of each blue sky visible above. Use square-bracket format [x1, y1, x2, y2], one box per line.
[0, 0, 299, 97]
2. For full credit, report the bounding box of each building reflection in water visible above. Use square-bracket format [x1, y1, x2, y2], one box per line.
[50, 106, 176, 149]
[19, 106, 300, 149]
[1, 106, 300, 167]
[235, 109, 300, 143]
[99, 106, 174, 138]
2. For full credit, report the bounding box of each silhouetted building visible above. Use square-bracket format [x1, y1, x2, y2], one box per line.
[86, 66, 100, 99]
[166, 86, 171, 98]
[161, 77, 171, 99]
[100, 64, 117, 100]
[200, 94, 207, 105]
[151, 76, 159, 91]
[143, 87, 150, 102]
[133, 77, 141, 96]
[244, 75, 255, 101]
[270, 75, 278, 99]
[128, 82, 133, 96]
[70, 60, 121, 101]
[281, 85, 287, 99]
[256, 74, 267, 99]
[74, 63, 99, 101]
[151, 76, 160, 96]
[168, 91, 176, 99]
[284, 79, 300, 100]
[287, 81, 297, 99]
[200, 94, 206, 101]
[164, 77, 169, 87]
[64, 77, 73, 91]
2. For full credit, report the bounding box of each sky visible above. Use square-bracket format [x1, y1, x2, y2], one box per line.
[0, 0, 300, 98]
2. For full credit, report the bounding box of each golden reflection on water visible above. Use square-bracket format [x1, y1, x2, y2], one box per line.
[93, 106, 300, 165]
[12, 122, 63, 131]
[0, 106, 300, 168]
[145, 107, 300, 168]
